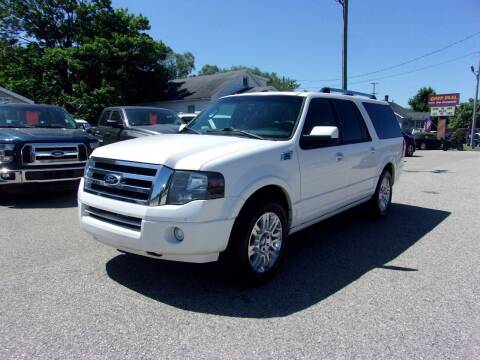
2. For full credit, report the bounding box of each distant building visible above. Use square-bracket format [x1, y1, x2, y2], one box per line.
[147, 70, 276, 113]
[0, 86, 34, 104]
[385, 97, 430, 131]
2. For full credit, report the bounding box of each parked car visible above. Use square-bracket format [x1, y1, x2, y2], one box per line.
[402, 131, 415, 157]
[78, 90, 403, 284]
[415, 133, 442, 150]
[75, 119, 92, 131]
[93, 106, 183, 146]
[177, 112, 198, 123]
[0, 104, 98, 188]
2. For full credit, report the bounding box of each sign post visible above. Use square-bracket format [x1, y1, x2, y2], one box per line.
[427, 93, 460, 140]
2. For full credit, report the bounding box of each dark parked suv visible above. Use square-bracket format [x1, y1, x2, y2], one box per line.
[0, 104, 98, 188]
[93, 106, 182, 146]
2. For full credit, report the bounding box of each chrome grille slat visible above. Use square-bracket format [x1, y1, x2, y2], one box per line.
[84, 206, 142, 231]
[84, 157, 173, 205]
[87, 167, 155, 181]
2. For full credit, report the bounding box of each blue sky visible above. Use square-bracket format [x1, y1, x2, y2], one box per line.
[114, 0, 479, 107]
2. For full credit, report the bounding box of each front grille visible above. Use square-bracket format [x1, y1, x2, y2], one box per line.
[84, 158, 173, 205]
[22, 143, 87, 165]
[84, 205, 142, 231]
[24, 168, 84, 181]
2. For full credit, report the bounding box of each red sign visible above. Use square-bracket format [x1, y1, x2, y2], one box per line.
[428, 93, 460, 107]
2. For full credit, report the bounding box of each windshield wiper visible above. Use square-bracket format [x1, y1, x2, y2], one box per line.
[206, 127, 264, 140]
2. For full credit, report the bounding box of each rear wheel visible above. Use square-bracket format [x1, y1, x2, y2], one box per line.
[406, 144, 414, 157]
[369, 170, 392, 219]
[221, 201, 288, 285]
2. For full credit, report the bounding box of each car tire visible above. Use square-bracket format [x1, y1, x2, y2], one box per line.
[369, 170, 393, 219]
[420, 142, 427, 150]
[220, 201, 288, 286]
[406, 144, 414, 157]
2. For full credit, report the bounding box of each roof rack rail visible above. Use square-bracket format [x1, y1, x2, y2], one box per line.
[319, 87, 376, 100]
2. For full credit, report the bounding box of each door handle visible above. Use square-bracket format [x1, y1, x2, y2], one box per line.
[335, 152, 344, 161]
[370, 147, 376, 154]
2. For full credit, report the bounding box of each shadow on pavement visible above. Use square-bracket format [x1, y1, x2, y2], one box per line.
[106, 203, 450, 318]
[0, 182, 78, 209]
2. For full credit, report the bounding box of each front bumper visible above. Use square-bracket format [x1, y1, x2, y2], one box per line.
[0, 166, 84, 185]
[78, 179, 239, 263]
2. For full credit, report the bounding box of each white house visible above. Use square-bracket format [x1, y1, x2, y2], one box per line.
[146, 70, 276, 113]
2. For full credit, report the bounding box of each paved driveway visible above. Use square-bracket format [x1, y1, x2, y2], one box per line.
[1, 151, 479, 359]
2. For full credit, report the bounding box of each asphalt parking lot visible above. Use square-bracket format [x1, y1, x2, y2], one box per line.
[1, 150, 479, 359]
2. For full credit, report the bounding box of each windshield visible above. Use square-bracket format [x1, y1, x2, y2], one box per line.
[187, 95, 304, 140]
[0, 107, 78, 129]
[125, 108, 182, 126]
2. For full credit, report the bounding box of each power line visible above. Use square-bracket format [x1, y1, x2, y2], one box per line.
[299, 51, 480, 90]
[299, 30, 480, 82]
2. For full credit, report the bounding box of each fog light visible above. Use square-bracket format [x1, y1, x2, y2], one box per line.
[173, 227, 184, 242]
[1, 172, 14, 180]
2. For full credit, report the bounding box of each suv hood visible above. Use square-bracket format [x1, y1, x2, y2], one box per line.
[0, 127, 94, 143]
[91, 134, 272, 170]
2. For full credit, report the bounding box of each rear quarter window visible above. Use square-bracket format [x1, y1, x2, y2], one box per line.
[363, 102, 402, 139]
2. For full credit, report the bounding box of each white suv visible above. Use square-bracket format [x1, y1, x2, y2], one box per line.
[78, 90, 403, 284]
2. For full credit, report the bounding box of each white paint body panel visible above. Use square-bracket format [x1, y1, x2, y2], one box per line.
[79, 92, 403, 263]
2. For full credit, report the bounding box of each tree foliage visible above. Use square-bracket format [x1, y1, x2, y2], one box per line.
[408, 86, 436, 112]
[449, 98, 478, 129]
[0, 0, 195, 121]
[198, 64, 299, 91]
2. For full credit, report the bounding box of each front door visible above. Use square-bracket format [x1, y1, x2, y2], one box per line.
[297, 98, 350, 223]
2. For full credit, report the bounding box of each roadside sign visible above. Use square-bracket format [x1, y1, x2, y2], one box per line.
[430, 106, 455, 117]
[428, 93, 460, 107]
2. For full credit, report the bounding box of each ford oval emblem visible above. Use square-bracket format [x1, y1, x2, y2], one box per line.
[50, 150, 65, 157]
[104, 174, 121, 186]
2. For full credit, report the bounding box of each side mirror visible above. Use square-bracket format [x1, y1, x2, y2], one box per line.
[300, 126, 339, 149]
[178, 123, 187, 132]
[106, 119, 123, 128]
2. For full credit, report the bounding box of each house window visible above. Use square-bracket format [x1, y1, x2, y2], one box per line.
[187, 105, 195, 113]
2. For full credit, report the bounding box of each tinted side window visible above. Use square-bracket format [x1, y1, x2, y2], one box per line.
[98, 111, 110, 126]
[332, 99, 370, 143]
[110, 111, 122, 123]
[363, 102, 402, 139]
[301, 98, 338, 135]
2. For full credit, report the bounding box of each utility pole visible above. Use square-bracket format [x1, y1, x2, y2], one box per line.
[470, 58, 479, 148]
[336, 0, 349, 90]
[370, 82, 378, 98]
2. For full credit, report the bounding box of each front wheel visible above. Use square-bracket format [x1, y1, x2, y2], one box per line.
[420, 142, 427, 150]
[369, 171, 393, 219]
[221, 201, 288, 285]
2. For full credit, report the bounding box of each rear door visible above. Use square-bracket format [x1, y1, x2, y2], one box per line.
[331, 99, 377, 201]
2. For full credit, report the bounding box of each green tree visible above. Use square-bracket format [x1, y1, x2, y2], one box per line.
[0, 0, 194, 122]
[408, 86, 436, 112]
[198, 64, 221, 76]
[197, 64, 299, 91]
[449, 99, 478, 129]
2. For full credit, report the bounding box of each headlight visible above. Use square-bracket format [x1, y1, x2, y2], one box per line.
[166, 170, 224, 205]
[0, 144, 14, 164]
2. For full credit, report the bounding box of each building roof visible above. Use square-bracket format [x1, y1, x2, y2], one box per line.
[0, 85, 34, 104]
[164, 70, 270, 101]
[389, 101, 430, 121]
